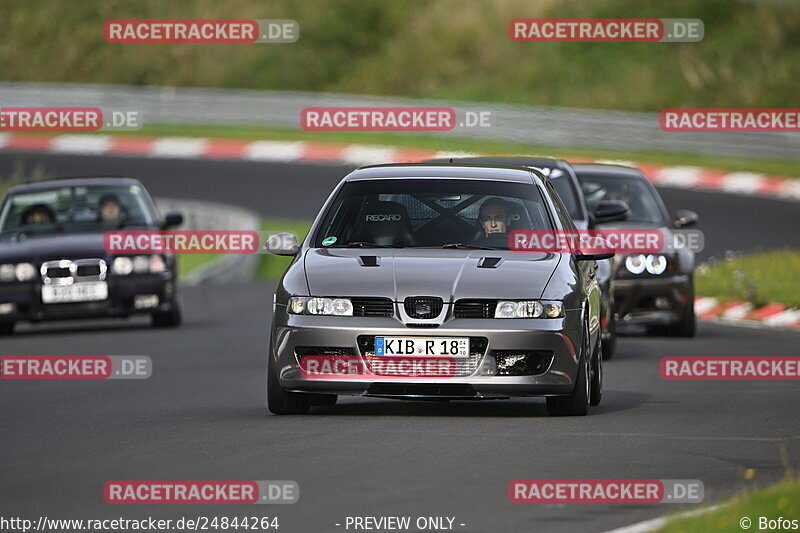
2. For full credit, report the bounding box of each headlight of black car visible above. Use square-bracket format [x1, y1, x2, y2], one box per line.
[111, 255, 167, 275]
[622, 254, 675, 276]
[0, 262, 36, 282]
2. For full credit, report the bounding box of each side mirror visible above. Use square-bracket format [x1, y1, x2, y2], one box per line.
[673, 209, 699, 228]
[593, 200, 629, 224]
[264, 232, 300, 256]
[162, 212, 183, 229]
[575, 251, 614, 261]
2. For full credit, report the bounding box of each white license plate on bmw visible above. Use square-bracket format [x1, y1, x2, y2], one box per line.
[42, 282, 108, 304]
[375, 337, 469, 358]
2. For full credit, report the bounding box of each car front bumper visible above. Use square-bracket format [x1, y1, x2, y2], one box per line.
[270, 310, 584, 399]
[0, 273, 177, 323]
[613, 274, 691, 326]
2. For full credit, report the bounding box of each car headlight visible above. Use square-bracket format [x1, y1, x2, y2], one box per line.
[15, 263, 36, 281]
[288, 297, 354, 316]
[645, 254, 668, 275]
[150, 255, 166, 273]
[112, 257, 133, 275]
[132, 255, 150, 274]
[0, 264, 15, 282]
[495, 300, 564, 318]
[625, 254, 647, 274]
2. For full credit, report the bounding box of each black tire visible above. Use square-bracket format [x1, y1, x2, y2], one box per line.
[602, 312, 616, 360]
[308, 393, 337, 406]
[668, 276, 696, 338]
[670, 302, 696, 338]
[547, 319, 591, 416]
[590, 335, 603, 406]
[152, 306, 182, 328]
[267, 355, 309, 415]
[0, 321, 14, 336]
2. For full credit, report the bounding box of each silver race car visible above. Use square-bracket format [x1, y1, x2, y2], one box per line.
[267, 164, 611, 416]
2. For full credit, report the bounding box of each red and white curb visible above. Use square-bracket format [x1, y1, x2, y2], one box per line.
[695, 297, 800, 330]
[1, 133, 799, 202]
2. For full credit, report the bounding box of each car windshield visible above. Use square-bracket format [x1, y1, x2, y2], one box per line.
[0, 183, 157, 236]
[577, 173, 668, 225]
[527, 166, 581, 220]
[314, 178, 553, 249]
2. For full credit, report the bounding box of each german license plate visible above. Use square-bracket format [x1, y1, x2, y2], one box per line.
[42, 281, 108, 304]
[375, 337, 469, 358]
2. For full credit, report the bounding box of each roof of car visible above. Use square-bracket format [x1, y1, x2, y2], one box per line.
[423, 155, 568, 169]
[5, 176, 143, 195]
[346, 163, 540, 184]
[571, 163, 646, 178]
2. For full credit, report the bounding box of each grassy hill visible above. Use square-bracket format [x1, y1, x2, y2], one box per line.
[1, 0, 798, 111]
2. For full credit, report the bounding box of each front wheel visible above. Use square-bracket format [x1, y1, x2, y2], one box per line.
[547, 320, 591, 416]
[590, 336, 603, 406]
[152, 306, 182, 328]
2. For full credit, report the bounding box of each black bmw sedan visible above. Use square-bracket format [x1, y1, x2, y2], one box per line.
[0, 177, 183, 335]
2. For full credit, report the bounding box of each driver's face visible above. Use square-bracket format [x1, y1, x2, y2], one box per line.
[100, 202, 121, 222]
[480, 206, 509, 235]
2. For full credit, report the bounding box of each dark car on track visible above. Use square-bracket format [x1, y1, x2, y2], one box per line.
[0, 177, 184, 335]
[573, 163, 699, 337]
[427, 156, 629, 359]
[266, 163, 613, 416]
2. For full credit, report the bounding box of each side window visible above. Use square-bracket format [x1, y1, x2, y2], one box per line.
[546, 182, 576, 231]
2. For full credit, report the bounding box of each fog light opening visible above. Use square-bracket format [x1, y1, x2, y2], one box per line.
[0, 302, 16, 315]
[654, 296, 671, 310]
[134, 294, 159, 309]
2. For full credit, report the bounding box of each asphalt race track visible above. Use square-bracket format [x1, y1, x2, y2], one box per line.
[1, 150, 799, 532]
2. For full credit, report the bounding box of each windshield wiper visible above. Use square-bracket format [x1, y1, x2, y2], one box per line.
[442, 243, 495, 250]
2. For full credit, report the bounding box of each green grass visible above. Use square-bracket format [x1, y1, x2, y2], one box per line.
[655, 474, 800, 533]
[176, 253, 222, 280]
[696, 250, 800, 308]
[2, 0, 799, 112]
[254, 218, 312, 280]
[93, 124, 800, 178]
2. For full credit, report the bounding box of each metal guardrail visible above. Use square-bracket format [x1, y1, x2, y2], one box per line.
[154, 198, 261, 285]
[1, 82, 798, 160]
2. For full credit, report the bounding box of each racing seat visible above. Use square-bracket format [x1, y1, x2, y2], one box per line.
[351, 200, 415, 247]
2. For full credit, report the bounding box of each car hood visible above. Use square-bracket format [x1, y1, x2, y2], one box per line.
[303, 248, 560, 301]
[0, 233, 112, 264]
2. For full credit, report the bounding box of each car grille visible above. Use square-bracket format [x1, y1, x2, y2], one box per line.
[453, 299, 498, 319]
[357, 336, 488, 377]
[41, 259, 107, 285]
[351, 297, 394, 317]
[404, 296, 443, 319]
